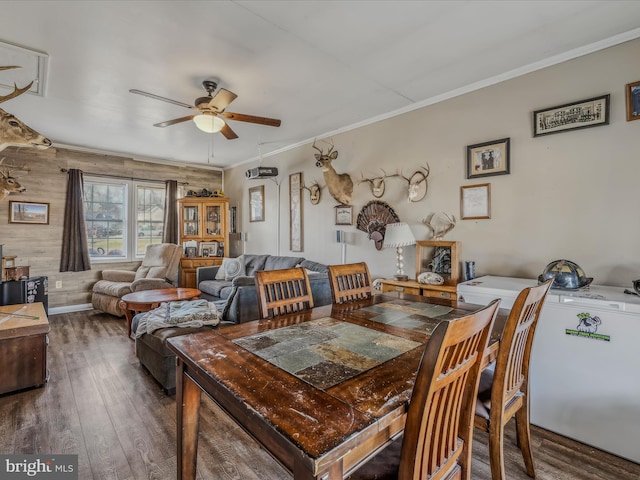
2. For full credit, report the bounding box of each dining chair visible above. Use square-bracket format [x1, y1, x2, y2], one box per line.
[327, 262, 373, 304]
[474, 279, 553, 480]
[254, 267, 314, 319]
[348, 298, 501, 480]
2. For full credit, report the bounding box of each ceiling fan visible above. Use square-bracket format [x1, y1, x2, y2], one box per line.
[129, 80, 281, 139]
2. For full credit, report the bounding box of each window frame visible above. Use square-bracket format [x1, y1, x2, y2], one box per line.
[84, 176, 165, 264]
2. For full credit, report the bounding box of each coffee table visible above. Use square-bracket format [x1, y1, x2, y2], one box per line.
[120, 288, 201, 337]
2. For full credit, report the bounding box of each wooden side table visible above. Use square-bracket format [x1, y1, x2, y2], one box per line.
[378, 278, 458, 300]
[0, 303, 49, 394]
[120, 288, 201, 338]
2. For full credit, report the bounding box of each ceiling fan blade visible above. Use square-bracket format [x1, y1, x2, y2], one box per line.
[220, 123, 238, 140]
[130, 89, 195, 110]
[153, 115, 196, 127]
[220, 112, 281, 127]
[208, 88, 238, 112]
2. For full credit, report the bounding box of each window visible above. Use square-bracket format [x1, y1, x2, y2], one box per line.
[84, 178, 165, 262]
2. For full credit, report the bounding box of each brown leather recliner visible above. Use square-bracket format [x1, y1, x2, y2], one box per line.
[91, 243, 182, 317]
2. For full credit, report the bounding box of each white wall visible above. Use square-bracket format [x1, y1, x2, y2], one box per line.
[224, 38, 640, 287]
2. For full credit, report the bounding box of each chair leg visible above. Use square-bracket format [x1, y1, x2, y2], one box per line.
[515, 406, 536, 477]
[488, 423, 506, 480]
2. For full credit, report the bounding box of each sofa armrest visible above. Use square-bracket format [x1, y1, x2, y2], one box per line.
[231, 276, 256, 287]
[197, 266, 221, 284]
[131, 278, 174, 292]
[101, 269, 136, 282]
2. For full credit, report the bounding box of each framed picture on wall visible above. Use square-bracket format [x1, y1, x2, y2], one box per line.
[335, 205, 353, 225]
[533, 94, 610, 136]
[249, 185, 264, 222]
[466, 138, 510, 179]
[460, 183, 491, 220]
[9, 201, 50, 224]
[289, 172, 303, 252]
[626, 80, 640, 121]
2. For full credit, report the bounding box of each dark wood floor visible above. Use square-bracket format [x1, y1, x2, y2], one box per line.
[1, 311, 638, 480]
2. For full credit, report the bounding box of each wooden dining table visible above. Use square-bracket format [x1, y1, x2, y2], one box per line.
[167, 292, 507, 480]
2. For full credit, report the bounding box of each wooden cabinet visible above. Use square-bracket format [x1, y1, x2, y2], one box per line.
[178, 197, 230, 288]
[379, 240, 461, 300]
[0, 303, 49, 395]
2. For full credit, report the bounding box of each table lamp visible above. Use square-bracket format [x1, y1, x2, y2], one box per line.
[383, 222, 416, 281]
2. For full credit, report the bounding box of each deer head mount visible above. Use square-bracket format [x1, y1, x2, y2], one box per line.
[400, 164, 430, 202]
[0, 158, 27, 201]
[301, 179, 323, 205]
[422, 212, 456, 240]
[358, 169, 399, 198]
[0, 66, 52, 153]
[313, 138, 353, 205]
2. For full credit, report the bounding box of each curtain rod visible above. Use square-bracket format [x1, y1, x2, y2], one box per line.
[60, 168, 189, 185]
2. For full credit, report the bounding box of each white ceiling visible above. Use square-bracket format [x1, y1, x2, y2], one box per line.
[1, 1, 640, 169]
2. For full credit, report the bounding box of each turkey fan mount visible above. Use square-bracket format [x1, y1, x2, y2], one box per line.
[357, 201, 400, 250]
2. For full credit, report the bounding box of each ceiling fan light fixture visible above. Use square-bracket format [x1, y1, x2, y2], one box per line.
[193, 113, 225, 133]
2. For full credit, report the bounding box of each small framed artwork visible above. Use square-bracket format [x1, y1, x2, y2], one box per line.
[249, 185, 264, 222]
[626, 80, 640, 121]
[289, 172, 303, 252]
[461, 183, 491, 220]
[185, 246, 197, 258]
[199, 241, 218, 257]
[533, 94, 610, 137]
[335, 205, 353, 225]
[9, 201, 50, 224]
[466, 138, 510, 179]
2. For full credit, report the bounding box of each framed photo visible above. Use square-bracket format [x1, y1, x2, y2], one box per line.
[199, 241, 218, 257]
[461, 183, 491, 220]
[185, 246, 197, 258]
[335, 205, 353, 225]
[626, 80, 640, 121]
[289, 172, 303, 252]
[533, 94, 610, 137]
[249, 185, 264, 222]
[466, 138, 510, 179]
[8, 201, 50, 224]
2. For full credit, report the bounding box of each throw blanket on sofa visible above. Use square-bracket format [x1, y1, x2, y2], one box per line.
[133, 299, 221, 337]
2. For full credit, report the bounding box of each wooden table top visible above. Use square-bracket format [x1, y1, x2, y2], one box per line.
[168, 293, 507, 477]
[120, 288, 201, 305]
[0, 303, 49, 339]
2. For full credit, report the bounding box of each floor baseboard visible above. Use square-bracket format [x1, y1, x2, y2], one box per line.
[49, 303, 93, 315]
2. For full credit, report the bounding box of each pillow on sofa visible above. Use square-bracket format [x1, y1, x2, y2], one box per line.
[298, 259, 329, 274]
[215, 256, 245, 281]
[264, 255, 304, 270]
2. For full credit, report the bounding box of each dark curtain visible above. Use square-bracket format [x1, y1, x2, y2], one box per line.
[60, 169, 91, 272]
[163, 180, 178, 244]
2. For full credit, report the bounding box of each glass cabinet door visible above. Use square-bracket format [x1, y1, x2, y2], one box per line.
[205, 205, 221, 236]
[182, 204, 200, 237]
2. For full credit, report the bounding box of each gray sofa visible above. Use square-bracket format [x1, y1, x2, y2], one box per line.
[133, 254, 332, 395]
[197, 254, 332, 323]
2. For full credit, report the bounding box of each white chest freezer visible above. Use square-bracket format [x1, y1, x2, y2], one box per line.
[458, 275, 640, 463]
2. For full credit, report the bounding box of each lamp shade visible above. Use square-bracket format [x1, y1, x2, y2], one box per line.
[383, 222, 416, 248]
[193, 113, 226, 133]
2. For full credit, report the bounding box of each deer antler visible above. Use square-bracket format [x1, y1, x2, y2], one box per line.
[422, 212, 456, 239]
[0, 66, 33, 104]
[0, 81, 33, 104]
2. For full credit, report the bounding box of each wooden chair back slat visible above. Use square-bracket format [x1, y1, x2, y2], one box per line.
[255, 267, 314, 319]
[328, 262, 373, 304]
[474, 279, 553, 480]
[397, 299, 500, 480]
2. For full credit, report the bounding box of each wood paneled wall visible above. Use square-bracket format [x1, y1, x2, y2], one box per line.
[0, 146, 222, 309]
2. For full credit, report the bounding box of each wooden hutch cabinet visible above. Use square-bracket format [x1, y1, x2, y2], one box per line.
[178, 197, 230, 288]
[379, 240, 461, 300]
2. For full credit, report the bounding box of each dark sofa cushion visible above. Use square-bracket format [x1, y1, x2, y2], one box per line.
[244, 254, 270, 276]
[199, 279, 234, 298]
[264, 255, 304, 270]
[299, 259, 329, 273]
